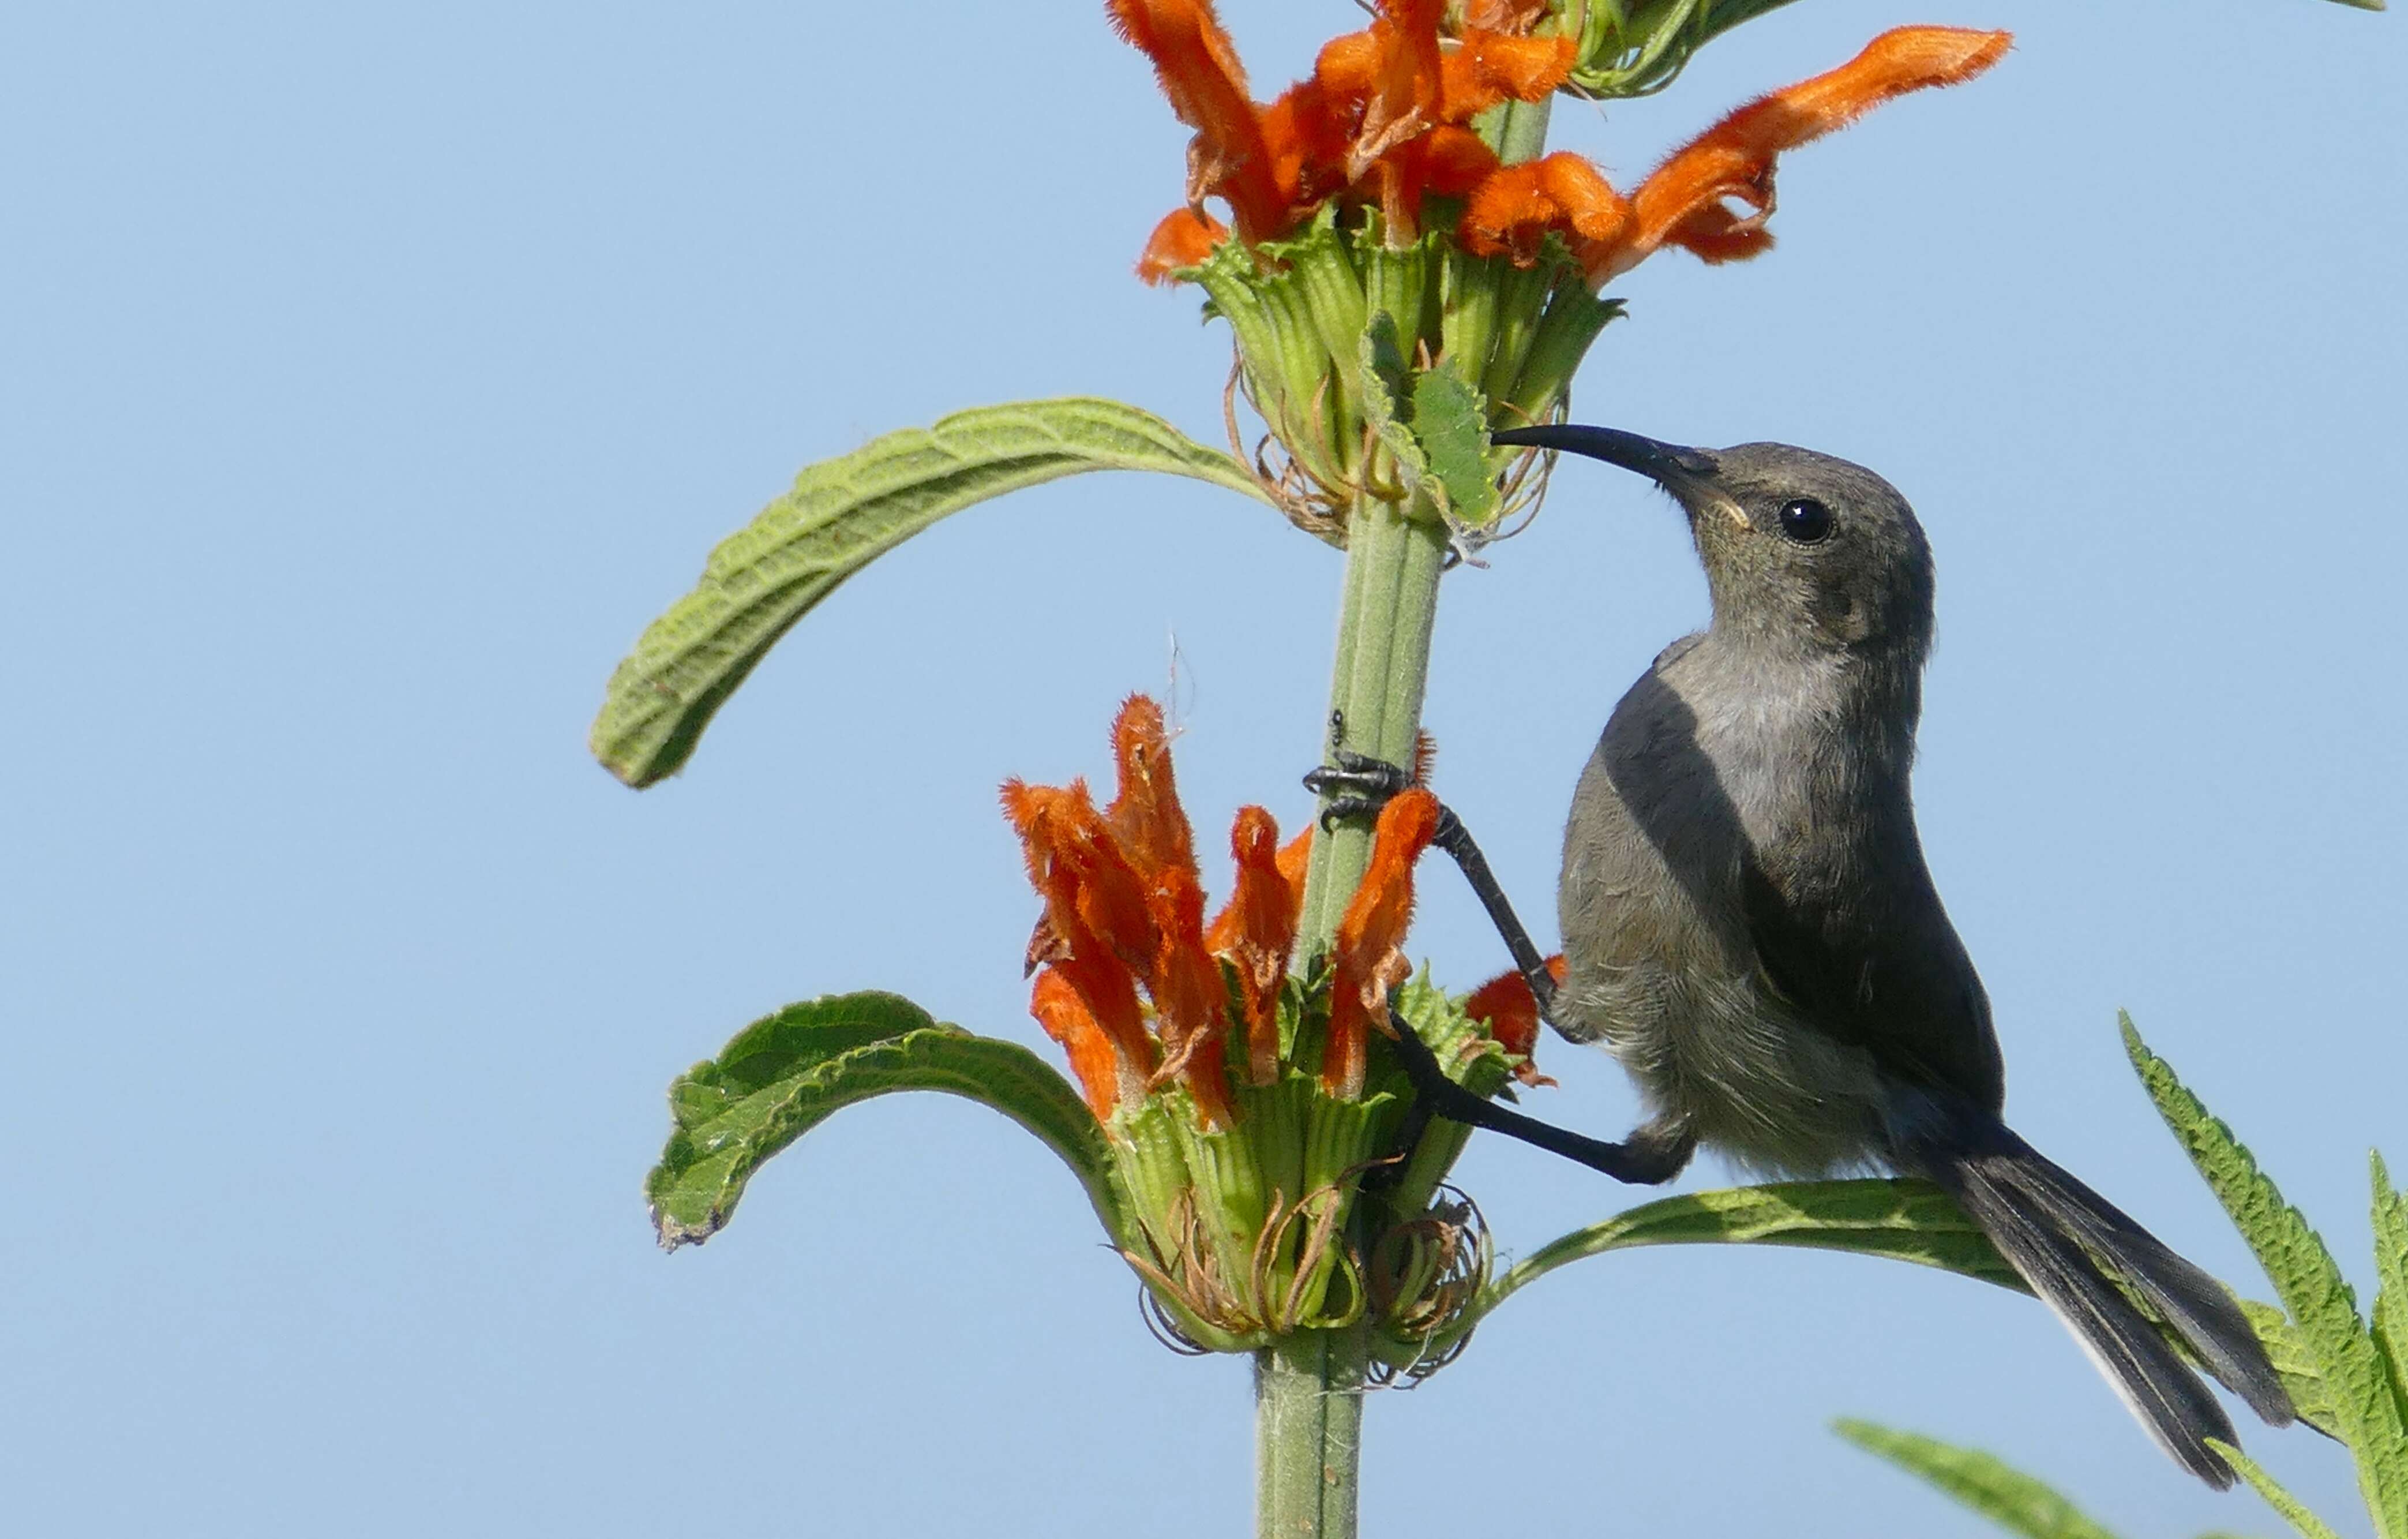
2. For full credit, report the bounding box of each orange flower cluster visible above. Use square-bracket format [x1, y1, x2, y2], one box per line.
[1109, 0, 2009, 286]
[1003, 696, 1456, 1121]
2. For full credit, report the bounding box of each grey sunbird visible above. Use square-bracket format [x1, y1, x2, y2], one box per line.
[1309, 421, 2294, 1486]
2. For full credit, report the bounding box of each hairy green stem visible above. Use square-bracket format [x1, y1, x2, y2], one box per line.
[1494, 94, 1553, 166]
[1261, 73, 1558, 1539]
[1297, 495, 1449, 951]
[1255, 1327, 1369, 1539]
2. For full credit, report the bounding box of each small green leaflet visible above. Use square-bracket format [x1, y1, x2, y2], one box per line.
[1353, 310, 1499, 530]
[2124, 1016, 2408, 1537]
[1833, 1420, 2124, 1539]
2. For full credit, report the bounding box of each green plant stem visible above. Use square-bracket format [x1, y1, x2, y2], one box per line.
[1264, 88, 1552, 1536]
[1494, 94, 1552, 166]
[1255, 1327, 1368, 1539]
[1297, 493, 1449, 951]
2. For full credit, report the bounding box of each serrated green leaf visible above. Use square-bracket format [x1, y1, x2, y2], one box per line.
[2372, 1154, 2408, 1443]
[2244, 1297, 2346, 1438]
[646, 990, 1131, 1256]
[2213, 1440, 2348, 1539]
[591, 398, 1271, 787]
[1408, 361, 1499, 527]
[1833, 1420, 2123, 1539]
[2124, 1017, 2408, 1534]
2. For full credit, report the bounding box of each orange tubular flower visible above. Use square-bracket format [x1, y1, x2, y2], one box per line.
[1203, 806, 1301, 1086]
[1116, 4, 2007, 291]
[1464, 25, 2013, 283]
[1032, 967, 1145, 1119]
[1610, 26, 2013, 281]
[1323, 787, 1441, 1099]
[1101, 698, 1235, 1122]
[1106, 0, 1287, 244]
[1114, 0, 1568, 280]
[1002, 779, 1161, 1076]
[1007, 697, 1311, 1129]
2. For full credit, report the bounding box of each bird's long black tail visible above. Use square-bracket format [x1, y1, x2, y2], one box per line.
[1892, 1103, 2294, 1488]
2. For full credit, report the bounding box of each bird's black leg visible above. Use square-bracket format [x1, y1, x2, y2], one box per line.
[1384, 1007, 1694, 1185]
[1304, 750, 1563, 1025]
[1307, 747, 1696, 1186]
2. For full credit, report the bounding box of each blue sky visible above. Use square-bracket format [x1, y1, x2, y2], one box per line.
[5, 2, 2403, 1534]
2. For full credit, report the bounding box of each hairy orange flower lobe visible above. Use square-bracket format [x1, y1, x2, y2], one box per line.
[1461, 954, 1565, 1088]
[1108, 0, 1287, 242]
[1137, 207, 1229, 283]
[1206, 805, 1300, 1085]
[1032, 968, 1143, 1120]
[1459, 152, 1631, 267]
[1440, 29, 1574, 121]
[1001, 778, 1160, 1076]
[1323, 787, 1440, 1098]
[1612, 25, 2012, 280]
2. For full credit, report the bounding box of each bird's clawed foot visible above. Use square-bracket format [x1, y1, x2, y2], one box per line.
[1304, 749, 1416, 831]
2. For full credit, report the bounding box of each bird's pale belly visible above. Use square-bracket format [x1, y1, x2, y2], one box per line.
[1560, 948, 1892, 1178]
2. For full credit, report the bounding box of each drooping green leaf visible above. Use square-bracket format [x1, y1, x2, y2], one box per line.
[646, 990, 1131, 1255]
[2125, 1017, 2408, 1533]
[2213, 1440, 2349, 1539]
[591, 398, 1272, 787]
[1425, 1178, 2018, 1351]
[1407, 361, 1499, 529]
[1833, 1420, 2123, 1539]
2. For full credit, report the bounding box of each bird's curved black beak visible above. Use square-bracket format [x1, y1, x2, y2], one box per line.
[1491, 422, 1743, 528]
[1490, 424, 1720, 481]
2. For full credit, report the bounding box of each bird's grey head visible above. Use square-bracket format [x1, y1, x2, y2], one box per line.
[1494, 424, 1936, 660]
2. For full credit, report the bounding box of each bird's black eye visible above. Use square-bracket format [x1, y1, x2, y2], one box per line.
[1777, 497, 1833, 544]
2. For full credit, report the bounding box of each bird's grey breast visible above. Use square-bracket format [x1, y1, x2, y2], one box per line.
[1555, 632, 1960, 1173]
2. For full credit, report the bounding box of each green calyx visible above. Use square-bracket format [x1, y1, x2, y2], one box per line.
[1567, 0, 1807, 99]
[1099, 971, 1524, 1362]
[1185, 207, 1620, 552]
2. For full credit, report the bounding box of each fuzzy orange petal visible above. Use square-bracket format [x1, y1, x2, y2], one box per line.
[1459, 151, 1632, 268]
[1260, 76, 1352, 213]
[1088, 695, 1236, 1124]
[1206, 805, 1297, 1085]
[1461, 954, 1566, 1088]
[1104, 695, 1197, 884]
[1606, 25, 2011, 280]
[1137, 207, 1230, 283]
[1107, 0, 1288, 241]
[1274, 825, 1314, 912]
[1001, 779, 1160, 1070]
[1323, 0, 1443, 188]
[1460, 0, 1552, 31]
[1323, 787, 1440, 1098]
[1144, 870, 1236, 1126]
[1439, 29, 1574, 122]
[1393, 125, 1499, 200]
[1310, 28, 1381, 100]
[1032, 968, 1142, 1121]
